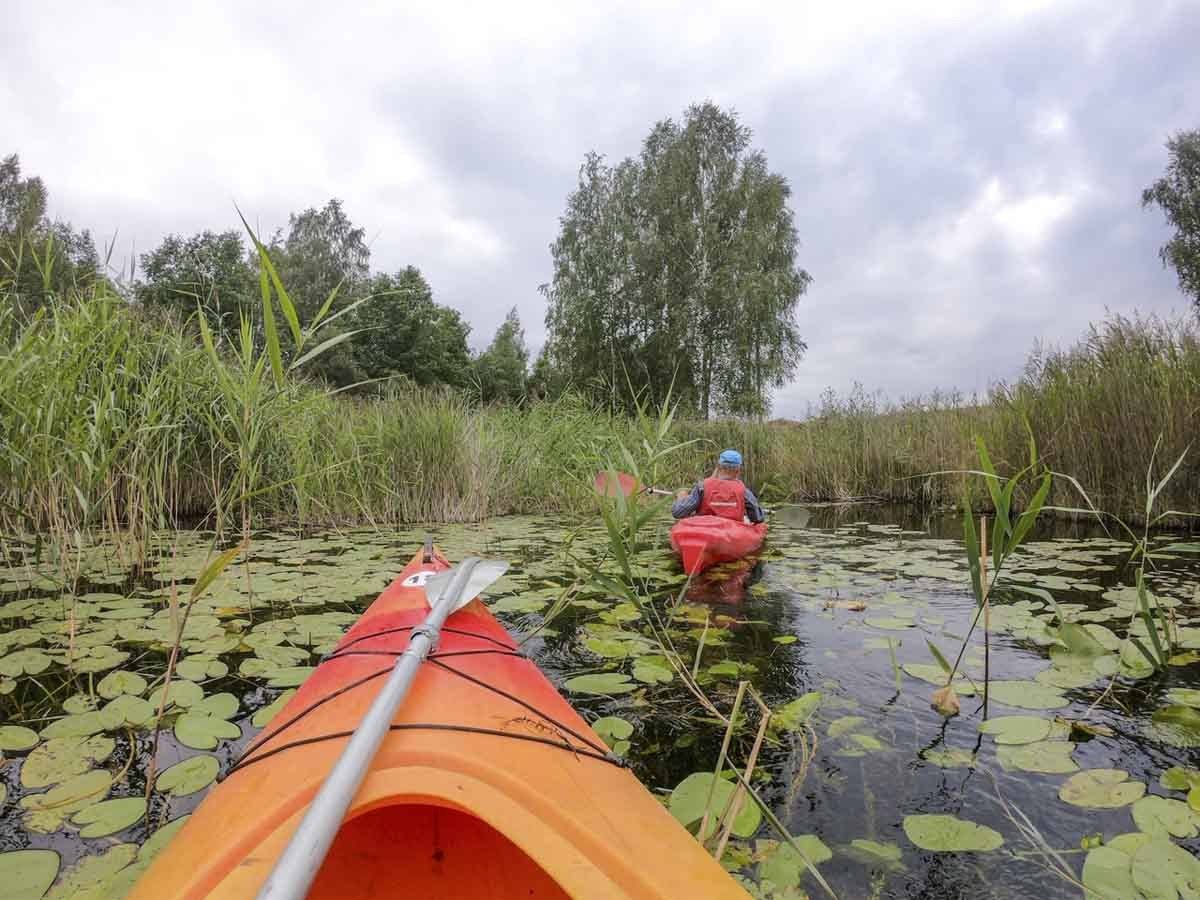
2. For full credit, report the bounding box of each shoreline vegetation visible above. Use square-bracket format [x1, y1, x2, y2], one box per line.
[3, 282, 1197, 560]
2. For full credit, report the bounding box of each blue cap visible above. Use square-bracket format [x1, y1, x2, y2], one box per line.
[718, 449, 743, 467]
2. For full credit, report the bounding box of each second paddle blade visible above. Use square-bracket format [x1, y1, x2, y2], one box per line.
[424, 558, 510, 612]
[594, 470, 639, 497]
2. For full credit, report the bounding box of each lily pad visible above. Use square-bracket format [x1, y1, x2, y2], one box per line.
[90, 816, 191, 898]
[1083, 624, 1122, 652]
[72, 797, 147, 837]
[1132, 795, 1200, 838]
[758, 835, 833, 887]
[45, 843, 137, 900]
[986, 680, 1069, 710]
[1109, 832, 1155, 855]
[40, 712, 105, 740]
[902, 814, 1003, 852]
[843, 733, 886, 752]
[156, 755, 220, 797]
[1054, 622, 1108, 657]
[592, 716, 634, 747]
[62, 694, 98, 715]
[0, 648, 53, 677]
[583, 638, 635, 659]
[175, 657, 229, 681]
[563, 673, 637, 695]
[1081, 845, 1140, 900]
[631, 661, 673, 685]
[828, 716, 867, 738]
[0, 725, 40, 752]
[773, 693, 821, 732]
[1148, 705, 1200, 748]
[921, 748, 976, 769]
[1167, 688, 1200, 709]
[977, 715, 1053, 745]
[1058, 769, 1145, 809]
[146, 679, 204, 710]
[901, 663, 976, 692]
[96, 670, 148, 699]
[0, 849, 60, 900]
[864, 617, 914, 631]
[253, 644, 310, 667]
[72, 646, 129, 674]
[99, 695, 155, 729]
[267, 666, 314, 688]
[996, 741, 1078, 774]
[1035, 660, 1102, 690]
[193, 692, 239, 720]
[21, 735, 115, 788]
[1161, 767, 1200, 791]
[707, 661, 742, 678]
[174, 713, 242, 750]
[668, 772, 761, 838]
[93, 605, 152, 620]
[490, 594, 548, 614]
[21, 769, 113, 833]
[251, 690, 296, 728]
[1131, 838, 1200, 898]
[842, 838, 905, 870]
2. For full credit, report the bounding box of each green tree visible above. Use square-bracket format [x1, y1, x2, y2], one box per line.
[136, 230, 256, 335]
[474, 307, 529, 403]
[715, 154, 810, 416]
[527, 346, 570, 401]
[269, 199, 372, 387]
[540, 153, 642, 411]
[1144, 129, 1200, 308]
[1, 153, 99, 315]
[542, 103, 809, 418]
[271, 199, 370, 319]
[351, 266, 472, 387]
[0, 153, 47, 235]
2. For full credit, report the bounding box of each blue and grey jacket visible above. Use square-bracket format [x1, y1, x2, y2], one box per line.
[671, 482, 766, 524]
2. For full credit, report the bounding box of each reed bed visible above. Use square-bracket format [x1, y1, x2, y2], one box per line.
[3, 287, 1198, 568]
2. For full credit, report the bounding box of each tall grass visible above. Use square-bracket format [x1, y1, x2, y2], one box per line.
[993, 313, 1200, 516]
[3, 285, 1199, 568]
[0, 287, 628, 560]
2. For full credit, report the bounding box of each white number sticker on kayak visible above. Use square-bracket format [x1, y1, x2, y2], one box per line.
[402, 571, 435, 587]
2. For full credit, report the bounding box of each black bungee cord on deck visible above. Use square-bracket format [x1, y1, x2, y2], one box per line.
[224, 625, 626, 780]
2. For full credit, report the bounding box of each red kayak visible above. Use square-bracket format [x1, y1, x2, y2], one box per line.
[670, 516, 767, 575]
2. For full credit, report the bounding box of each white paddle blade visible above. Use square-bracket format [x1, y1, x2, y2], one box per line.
[424, 558, 510, 612]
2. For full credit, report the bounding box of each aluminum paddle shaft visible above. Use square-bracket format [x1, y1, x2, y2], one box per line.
[256, 557, 504, 900]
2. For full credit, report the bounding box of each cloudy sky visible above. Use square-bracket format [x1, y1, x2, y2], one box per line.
[4, 0, 1198, 416]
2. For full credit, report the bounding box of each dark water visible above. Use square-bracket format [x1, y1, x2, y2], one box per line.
[2, 507, 1200, 897]
[526, 505, 1200, 898]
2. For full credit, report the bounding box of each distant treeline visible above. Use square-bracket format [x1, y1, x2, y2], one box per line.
[2, 101, 812, 419]
[1, 153, 530, 404]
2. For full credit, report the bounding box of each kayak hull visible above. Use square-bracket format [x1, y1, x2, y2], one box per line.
[131, 547, 748, 900]
[670, 515, 767, 575]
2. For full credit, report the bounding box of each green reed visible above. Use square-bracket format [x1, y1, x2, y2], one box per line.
[4, 245, 1200, 574]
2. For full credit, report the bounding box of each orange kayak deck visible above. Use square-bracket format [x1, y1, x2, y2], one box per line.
[131, 548, 749, 899]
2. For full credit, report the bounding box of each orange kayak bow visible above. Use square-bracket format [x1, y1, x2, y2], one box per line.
[131, 545, 749, 899]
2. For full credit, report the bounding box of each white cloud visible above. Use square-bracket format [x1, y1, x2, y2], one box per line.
[1034, 109, 1071, 138]
[3, 0, 1197, 415]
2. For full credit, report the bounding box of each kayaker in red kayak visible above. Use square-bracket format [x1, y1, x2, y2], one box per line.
[671, 449, 765, 524]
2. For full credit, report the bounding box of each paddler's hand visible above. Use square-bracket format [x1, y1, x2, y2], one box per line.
[676, 490, 689, 500]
